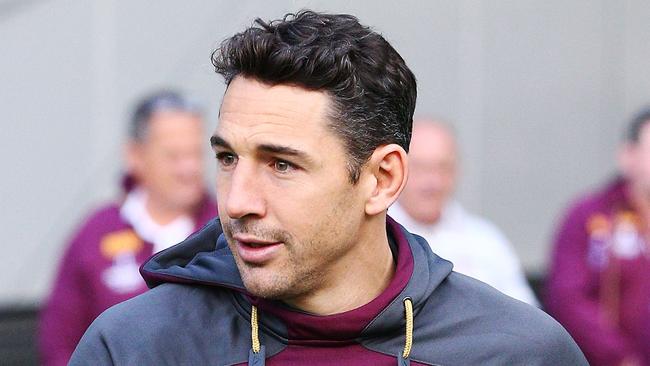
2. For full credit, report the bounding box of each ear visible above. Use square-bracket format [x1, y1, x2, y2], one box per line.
[124, 140, 143, 175]
[617, 142, 634, 177]
[362, 144, 408, 216]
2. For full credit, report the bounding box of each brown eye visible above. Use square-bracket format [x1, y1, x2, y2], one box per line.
[216, 152, 237, 167]
[274, 160, 290, 172]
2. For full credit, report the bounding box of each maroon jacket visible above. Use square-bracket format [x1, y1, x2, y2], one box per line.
[38, 191, 216, 366]
[545, 177, 650, 365]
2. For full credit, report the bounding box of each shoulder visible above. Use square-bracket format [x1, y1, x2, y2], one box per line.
[550, 186, 615, 246]
[63, 203, 128, 257]
[453, 209, 517, 257]
[461, 211, 508, 243]
[71, 284, 255, 365]
[563, 193, 601, 220]
[411, 273, 587, 365]
[83, 202, 122, 224]
[90, 283, 236, 334]
[446, 202, 505, 240]
[558, 181, 620, 225]
[194, 193, 218, 225]
[70, 203, 125, 240]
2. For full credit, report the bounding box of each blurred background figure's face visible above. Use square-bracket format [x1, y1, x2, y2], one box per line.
[620, 122, 650, 198]
[128, 111, 205, 213]
[398, 121, 458, 225]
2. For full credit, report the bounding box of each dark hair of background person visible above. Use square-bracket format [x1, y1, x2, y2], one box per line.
[130, 90, 203, 142]
[211, 10, 418, 183]
[626, 106, 650, 143]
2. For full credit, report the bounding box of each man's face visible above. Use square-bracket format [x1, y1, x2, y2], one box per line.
[621, 122, 650, 196]
[129, 111, 205, 212]
[212, 76, 367, 300]
[397, 122, 457, 224]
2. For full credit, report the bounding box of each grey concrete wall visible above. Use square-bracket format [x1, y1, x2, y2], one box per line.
[2, 0, 650, 304]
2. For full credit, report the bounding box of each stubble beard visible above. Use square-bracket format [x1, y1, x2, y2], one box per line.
[221, 184, 359, 303]
[223, 219, 322, 300]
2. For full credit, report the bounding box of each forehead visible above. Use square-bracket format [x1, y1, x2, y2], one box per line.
[217, 77, 332, 143]
[144, 111, 203, 143]
[409, 123, 457, 162]
[637, 121, 650, 143]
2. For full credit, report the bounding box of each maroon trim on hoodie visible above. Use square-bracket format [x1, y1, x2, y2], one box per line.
[251, 217, 414, 343]
[233, 343, 430, 366]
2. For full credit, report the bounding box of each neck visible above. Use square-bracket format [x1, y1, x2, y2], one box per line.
[144, 193, 192, 225]
[283, 215, 396, 315]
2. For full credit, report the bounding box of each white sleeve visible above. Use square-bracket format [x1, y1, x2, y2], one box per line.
[473, 219, 539, 306]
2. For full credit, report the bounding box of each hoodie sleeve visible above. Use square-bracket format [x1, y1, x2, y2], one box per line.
[38, 227, 94, 366]
[544, 199, 640, 365]
[523, 317, 590, 366]
[68, 320, 114, 366]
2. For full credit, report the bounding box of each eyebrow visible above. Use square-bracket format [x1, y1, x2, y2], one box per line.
[210, 134, 313, 163]
[210, 135, 232, 150]
[257, 143, 310, 160]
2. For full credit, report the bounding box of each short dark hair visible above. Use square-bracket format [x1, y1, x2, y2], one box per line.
[627, 106, 650, 143]
[211, 10, 417, 183]
[130, 90, 203, 141]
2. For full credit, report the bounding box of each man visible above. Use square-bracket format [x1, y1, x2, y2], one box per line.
[71, 11, 586, 365]
[39, 91, 217, 366]
[545, 108, 650, 366]
[389, 120, 538, 305]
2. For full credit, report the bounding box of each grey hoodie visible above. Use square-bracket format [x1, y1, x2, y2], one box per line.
[70, 217, 587, 365]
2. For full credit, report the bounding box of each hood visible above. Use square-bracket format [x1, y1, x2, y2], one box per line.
[140, 216, 453, 343]
[141, 218, 243, 291]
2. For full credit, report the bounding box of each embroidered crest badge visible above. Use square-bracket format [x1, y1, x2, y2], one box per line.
[100, 230, 145, 293]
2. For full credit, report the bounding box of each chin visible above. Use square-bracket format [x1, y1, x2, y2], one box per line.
[240, 268, 296, 300]
[173, 191, 203, 208]
[415, 211, 441, 224]
[242, 278, 288, 300]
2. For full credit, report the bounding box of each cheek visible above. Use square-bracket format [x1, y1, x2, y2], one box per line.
[631, 156, 650, 178]
[275, 183, 351, 237]
[413, 173, 440, 192]
[159, 163, 181, 183]
[215, 177, 231, 209]
[442, 175, 456, 192]
[399, 185, 419, 206]
[642, 154, 650, 170]
[270, 189, 322, 236]
[143, 154, 170, 175]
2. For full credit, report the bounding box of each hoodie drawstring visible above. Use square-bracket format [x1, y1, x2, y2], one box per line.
[248, 300, 414, 366]
[251, 305, 260, 353]
[399, 297, 413, 365]
[248, 305, 265, 366]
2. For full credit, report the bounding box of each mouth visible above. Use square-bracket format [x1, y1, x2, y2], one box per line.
[232, 235, 283, 264]
[243, 241, 274, 248]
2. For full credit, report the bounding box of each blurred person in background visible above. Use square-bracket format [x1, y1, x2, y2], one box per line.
[38, 90, 217, 366]
[545, 108, 650, 366]
[389, 119, 538, 305]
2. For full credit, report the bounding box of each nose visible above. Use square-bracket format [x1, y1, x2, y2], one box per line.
[223, 161, 266, 219]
